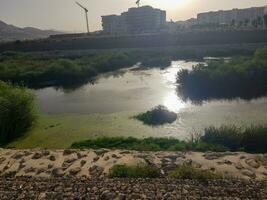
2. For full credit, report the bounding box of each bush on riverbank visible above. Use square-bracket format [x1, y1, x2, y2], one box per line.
[0, 52, 137, 88]
[71, 125, 267, 153]
[0, 81, 36, 145]
[108, 165, 160, 178]
[169, 164, 223, 180]
[108, 164, 222, 180]
[177, 48, 267, 101]
[134, 106, 177, 126]
[201, 125, 267, 153]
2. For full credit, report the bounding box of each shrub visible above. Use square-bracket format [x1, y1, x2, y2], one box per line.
[134, 105, 177, 126]
[200, 126, 242, 151]
[108, 165, 160, 178]
[177, 48, 267, 101]
[0, 81, 36, 145]
[242, 125, 267, 153]
[169, 164, 223, 180]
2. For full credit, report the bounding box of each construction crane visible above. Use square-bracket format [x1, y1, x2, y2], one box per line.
[76, 1, 89, 34]
[136, 0, 140, 7]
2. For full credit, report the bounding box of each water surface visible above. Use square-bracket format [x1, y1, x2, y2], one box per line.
[34, 61, 267, 138]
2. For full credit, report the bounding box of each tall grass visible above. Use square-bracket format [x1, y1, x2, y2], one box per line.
[0, 81, 36, 145]
[72, 125, 267, 153]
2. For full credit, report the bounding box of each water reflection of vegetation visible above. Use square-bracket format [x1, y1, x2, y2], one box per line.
[177, 48, 267, 102]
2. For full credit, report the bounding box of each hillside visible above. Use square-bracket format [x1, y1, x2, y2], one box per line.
[0, 20, 63, 42]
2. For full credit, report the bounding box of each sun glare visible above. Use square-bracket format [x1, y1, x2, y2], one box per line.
[150, 0, 193, 10]
[163, 92, 186, 112]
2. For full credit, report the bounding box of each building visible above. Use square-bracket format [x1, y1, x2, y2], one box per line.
[102, 6, 166, 35]
[197, 5, 267, 26]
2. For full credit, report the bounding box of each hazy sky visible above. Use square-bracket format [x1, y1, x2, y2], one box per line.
[0, 0, 266, 32]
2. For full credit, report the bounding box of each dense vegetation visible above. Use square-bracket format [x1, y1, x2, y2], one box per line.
[72, 125, 267, 153]
[134, 105, 177, 126]
[177, 48, 267, 101]
[201, 125, 267, 153]
[169, 164, 222, 180]
[108, 165, 160, 178]
[108, 164, 222, 180]
[0, 51, 137, 88]
[0, 45, 258, 89]
[0, 81, 36, 145]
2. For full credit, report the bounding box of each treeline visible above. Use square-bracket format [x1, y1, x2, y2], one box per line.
[177, 48, 267, 101]
[0, 81, 36, 146]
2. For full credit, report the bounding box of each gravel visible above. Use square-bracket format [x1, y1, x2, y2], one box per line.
[0, 177, 266, 200]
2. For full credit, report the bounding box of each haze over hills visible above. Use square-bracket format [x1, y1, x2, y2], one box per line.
[0, 20, 63, 42]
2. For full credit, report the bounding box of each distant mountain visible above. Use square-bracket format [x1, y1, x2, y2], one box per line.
[0, 20, 63, 42]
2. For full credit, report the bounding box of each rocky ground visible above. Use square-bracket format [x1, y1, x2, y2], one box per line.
[0, 149, 267, 199]
[0, 177, 266, 200]
[0, 149, 267, 180]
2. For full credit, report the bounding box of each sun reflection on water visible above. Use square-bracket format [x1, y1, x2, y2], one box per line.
[163, 92, 186, 113]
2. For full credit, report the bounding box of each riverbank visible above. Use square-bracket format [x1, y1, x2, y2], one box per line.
[0, 149, 267, 180]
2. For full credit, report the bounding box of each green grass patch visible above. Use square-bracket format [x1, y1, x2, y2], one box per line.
[71, 137, 228, 152]
[108, 165, 161, 178]
[134, 105, 177, 126]
[72, 124, 267, 153]
[169, 164, 223, 180]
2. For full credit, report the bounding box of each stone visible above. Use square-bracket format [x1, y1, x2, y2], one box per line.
[104, 156, 110, 161]
[63, 149, 75, 156]
[241, 170, 256, 179]
[235, 162, 244, 170]
[89, 165, 104, 177]
[111, 154, 120, 159]
[32, 152, 43, 160]
[93, 156, 100, 162]
[24, 167, 36, 173]
[80, 160, 86, 167]
[36, 168, 46, 175]
[69, 167, 81, 176]
[51, 168, 65, 177]
[11, 152, 25, 160]
[203, 152, 222, 160]
[62, 158, 77, 170]
[77, 152, 87, 159]
[100, 190, 114, 200]
[48, 155, 56, 161]
[94, 149, 109, 156]
[0, 157, 6, 164]
[245, 159, 260, 169]
[48, 164, 53, 169]
[164, 155, 178, 161]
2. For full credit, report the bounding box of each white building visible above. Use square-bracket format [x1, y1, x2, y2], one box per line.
[102, 6, 166, 35]
[197, 5, 267, 26]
